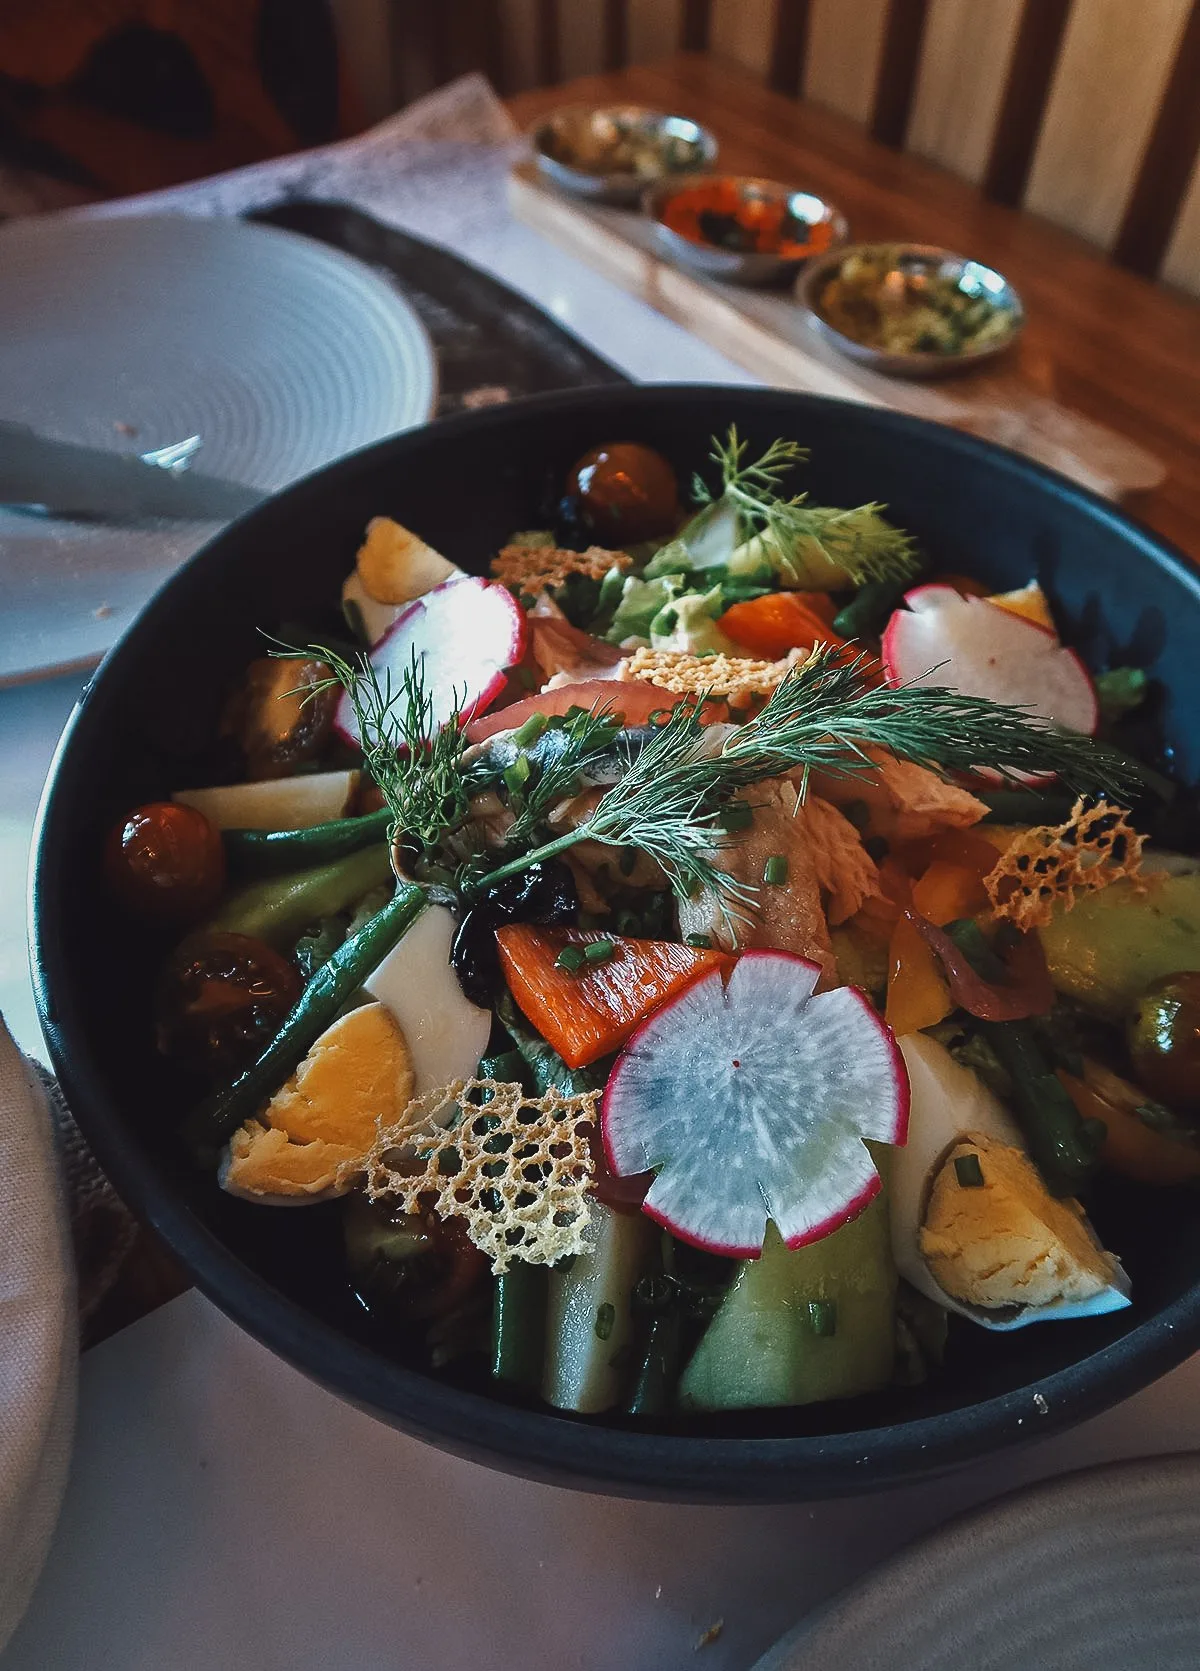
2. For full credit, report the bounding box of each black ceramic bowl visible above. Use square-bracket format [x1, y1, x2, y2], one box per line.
[32, 386, 1200, 1501]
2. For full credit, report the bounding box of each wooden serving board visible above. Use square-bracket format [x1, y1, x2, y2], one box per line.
[508, 162, 1165, 503]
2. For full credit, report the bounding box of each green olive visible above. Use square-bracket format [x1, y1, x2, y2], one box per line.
[1128, 971, 1200, 1115]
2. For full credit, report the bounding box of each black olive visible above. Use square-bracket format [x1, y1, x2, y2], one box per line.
[450, 859, 580, 1006]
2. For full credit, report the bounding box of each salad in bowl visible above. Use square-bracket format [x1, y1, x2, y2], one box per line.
[100, 425, 1200, 1428]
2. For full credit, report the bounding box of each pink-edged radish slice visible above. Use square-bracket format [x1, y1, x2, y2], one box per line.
[335, 576, 525, 746]
[881, 583, 1098, 736]
[601, 950, 909, 1258]
[464, 677, 688, 744]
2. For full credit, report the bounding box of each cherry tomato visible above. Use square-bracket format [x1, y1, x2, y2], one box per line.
[105, 801, 225, 923]
[156, 930, 302, 1077]
[1128, 972, 1200, 1116]
[566, 442, 679, 545]
[223, 656, 337, 779]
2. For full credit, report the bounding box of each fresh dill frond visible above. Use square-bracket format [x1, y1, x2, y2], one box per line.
[274, 641, 472, 858]
[691, 427, 807, 510]
[499, 702, 628, 852]
[474, 649, 1145, 912]
[692, 426, 921, 587]
[724, 648, 1145, 798]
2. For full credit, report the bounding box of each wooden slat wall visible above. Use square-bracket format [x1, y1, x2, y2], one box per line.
[708, 0, 776, 81]
[382, 0, 1200, 295]
[803, 0, 888, 126]
[498, 0, 542, 92]
[629, 0, 684, 66]
[906, 0, 1023, 185]
[1023, 0, 1192, 251]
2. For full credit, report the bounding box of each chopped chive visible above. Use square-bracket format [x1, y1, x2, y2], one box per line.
[717, 801, 754, 833]
[512, 712, 547, 747]
[594, 1302, 616, 1341]
[807, 1299, 837, 1337]
[618, 847, 637, 876]
[584, 938, 615, 965]
[763, 854, 789, 886]
[554, 945, 586, 972]
[503, 756, 531, 795]
[954, 1152, 985, 1188]
[685, 933, 713, 949]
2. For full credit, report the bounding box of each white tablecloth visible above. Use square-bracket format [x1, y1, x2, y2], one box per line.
[1, 74, 1197, 1671]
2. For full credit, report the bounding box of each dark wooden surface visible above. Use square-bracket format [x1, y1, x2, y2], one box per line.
[510, 56, 1200, 565]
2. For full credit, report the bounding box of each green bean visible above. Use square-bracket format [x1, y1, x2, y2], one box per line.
[978, 1020, 1102, 1197]
[182, 881, 426, 1161]
[832, 573, 914, 640]
[208, 843, 394, 950]
[627, 1306, 683, 1419]
[491, 1264, 549, 1389]
[224, 808, 392, 876]
[947, 919, 1101, 1197]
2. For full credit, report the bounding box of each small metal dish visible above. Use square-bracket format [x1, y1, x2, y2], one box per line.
[531, 105, 718, 205]
[645, 174, 848, 288]
[798, 242, 1025, 378]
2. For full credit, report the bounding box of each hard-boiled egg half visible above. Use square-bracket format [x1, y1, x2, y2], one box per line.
[221, 904, 491, 1204]
[891, 1033, 1130, 1331]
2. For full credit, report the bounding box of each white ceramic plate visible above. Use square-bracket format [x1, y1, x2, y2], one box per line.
[753, 1453, 1200, 1671]
[0, 213, 436, 684]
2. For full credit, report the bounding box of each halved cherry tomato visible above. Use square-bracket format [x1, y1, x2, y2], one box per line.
[105, 801, 225, 924]
[156, 930, 302, 1076]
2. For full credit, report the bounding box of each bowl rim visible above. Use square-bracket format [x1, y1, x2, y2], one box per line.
[644, 172, 849, 252]
[29, 384, 1200, 1501]
[529, 103, 719, 192]
[797, 240, 1025, 373]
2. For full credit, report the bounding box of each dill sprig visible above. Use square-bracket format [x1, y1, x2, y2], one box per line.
[478, 699, 753, 911]
[275, 642, 473, 858]
[475, 649, 1145, 908]
[498, 703, 628, 853]
[722, 648, 1147, 798]
[696, 427, 921, 587]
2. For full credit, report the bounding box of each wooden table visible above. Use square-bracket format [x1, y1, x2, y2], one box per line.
[509, 55, 1200, 564]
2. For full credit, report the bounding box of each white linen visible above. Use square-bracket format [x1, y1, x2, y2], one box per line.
[0, 1019, 76, 1656]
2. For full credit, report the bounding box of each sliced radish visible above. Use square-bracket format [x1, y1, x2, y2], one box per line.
[881, 583, 1098, 735]
[464, 677, 685, 745]
[601, 951, 909, 1257]
[335, 576, 525, 746]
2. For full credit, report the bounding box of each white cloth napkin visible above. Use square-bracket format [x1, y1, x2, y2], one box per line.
[0, 1017, 76, 1656]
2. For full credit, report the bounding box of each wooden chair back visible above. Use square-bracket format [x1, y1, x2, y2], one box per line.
[385, 0, 1200, 296]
